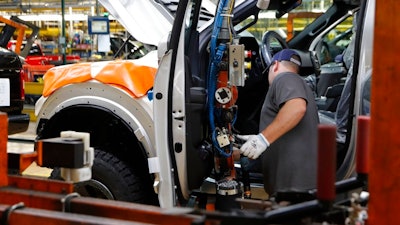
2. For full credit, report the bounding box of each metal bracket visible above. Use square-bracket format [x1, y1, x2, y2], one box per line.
[1, 202, 25, 225]
[61, 192, 80, 212]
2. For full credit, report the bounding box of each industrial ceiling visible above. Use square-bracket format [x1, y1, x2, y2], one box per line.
[0, 0, 98, 15]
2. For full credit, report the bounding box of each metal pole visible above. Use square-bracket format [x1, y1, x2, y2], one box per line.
[369, 0, 400, 224]
[61, 0, 66, 64]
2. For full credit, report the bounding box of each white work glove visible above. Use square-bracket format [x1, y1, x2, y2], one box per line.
[237, 134, 270, 159]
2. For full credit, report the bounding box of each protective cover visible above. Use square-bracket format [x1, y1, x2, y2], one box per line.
[42, 59, 157, 98]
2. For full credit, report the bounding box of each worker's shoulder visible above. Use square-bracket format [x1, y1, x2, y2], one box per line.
[275, 72, 304, 84]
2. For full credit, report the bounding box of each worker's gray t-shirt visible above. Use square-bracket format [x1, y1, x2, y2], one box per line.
[259, 72, 319, 195]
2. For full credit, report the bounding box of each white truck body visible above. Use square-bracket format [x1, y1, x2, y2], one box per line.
[35, 0, 372, 215]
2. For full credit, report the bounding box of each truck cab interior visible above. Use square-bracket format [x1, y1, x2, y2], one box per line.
[177, 0, 362, 202]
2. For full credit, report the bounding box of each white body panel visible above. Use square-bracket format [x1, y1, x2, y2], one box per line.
[98, 0, 173, 46]
[153, 2, 192, 208]
[35, 81, 156, 157]
[153, 51, 176, 208]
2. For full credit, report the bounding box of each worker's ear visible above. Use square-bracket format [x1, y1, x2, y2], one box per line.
[272, 61, 279, 72]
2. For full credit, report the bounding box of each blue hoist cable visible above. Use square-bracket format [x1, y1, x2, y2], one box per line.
[207, 0, 233, 158]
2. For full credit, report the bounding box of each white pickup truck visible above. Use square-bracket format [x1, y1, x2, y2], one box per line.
[36, 0, 372, 216]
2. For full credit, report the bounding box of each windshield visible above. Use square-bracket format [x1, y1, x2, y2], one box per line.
[238, 0, 342, 42]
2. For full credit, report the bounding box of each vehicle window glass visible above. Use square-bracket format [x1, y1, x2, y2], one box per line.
[238, 1, 333, 42]
[316, 16, 354, 65]
[29, 45, 42, 56]
[240, 13, 289, 42]
[361, 75, 371, 116]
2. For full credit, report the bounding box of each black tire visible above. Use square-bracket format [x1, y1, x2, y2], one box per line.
[50, 149, 158, 205]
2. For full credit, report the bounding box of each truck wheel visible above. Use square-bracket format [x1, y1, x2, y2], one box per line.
[50, 149, 158, 205]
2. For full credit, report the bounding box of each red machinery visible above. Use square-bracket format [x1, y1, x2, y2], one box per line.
[0, 113, 203, 225]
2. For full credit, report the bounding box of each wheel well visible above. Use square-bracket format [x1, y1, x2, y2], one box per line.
[37, 105, 150, 175]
